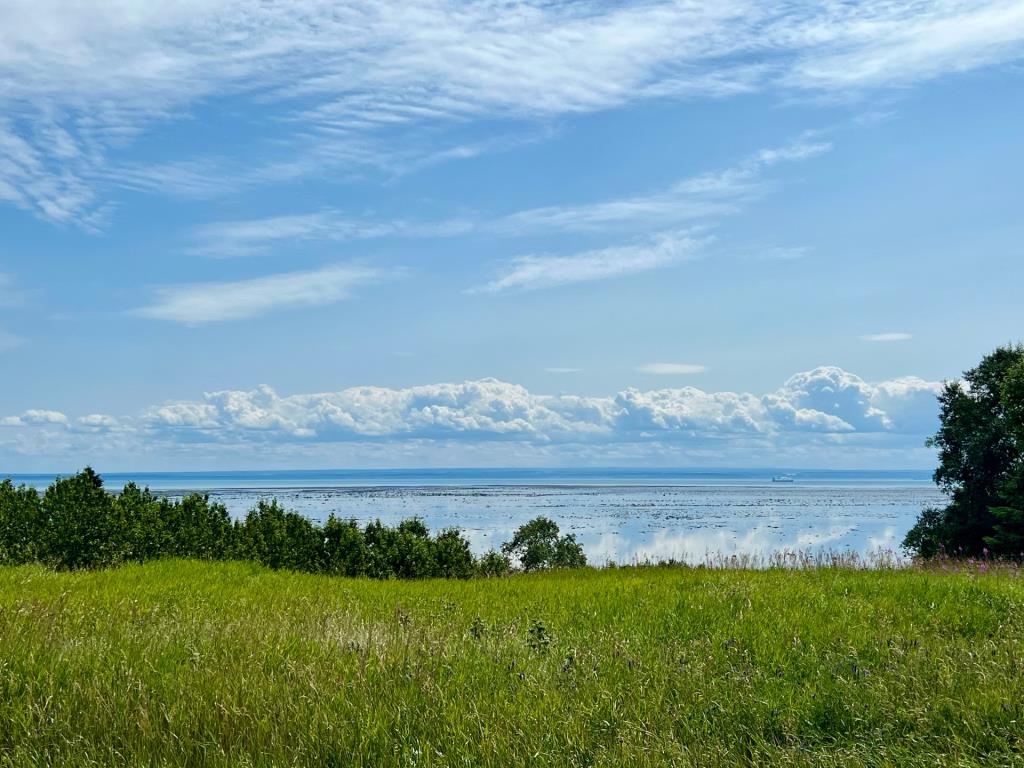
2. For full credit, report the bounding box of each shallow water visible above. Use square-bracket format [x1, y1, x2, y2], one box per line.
[9, 469, 942, 563]
[6, 468, 942, 565]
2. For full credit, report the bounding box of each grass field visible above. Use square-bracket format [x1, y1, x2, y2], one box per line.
[0, 561, 1022, 767]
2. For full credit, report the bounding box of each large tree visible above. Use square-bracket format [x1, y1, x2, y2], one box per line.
[904, 345, 1024, 557]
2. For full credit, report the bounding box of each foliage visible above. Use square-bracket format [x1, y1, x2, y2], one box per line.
[0, 469, 583, 579]
[904, 345, 1024, 557]
[501, 516, 587, 571]
[0, 480, 41, 565]
[476, 549, 512, 577]
[39, 467, 124, 569]
[0, 560, 1021, 766]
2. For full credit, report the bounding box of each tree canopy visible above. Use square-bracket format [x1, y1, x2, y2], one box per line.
[0, 469, 584, 577]
[501, 516, 587, 571]
[904, 345, 1024, 558]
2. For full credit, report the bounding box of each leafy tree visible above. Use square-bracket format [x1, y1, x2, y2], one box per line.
[41, 468, 126, 569]
[0, 480, 43, 564]
[904, 345, 1024, 557]
[433, 527, 476, 579]
[238, 500, 322, 572]
[1, 469, 599, 579]
[501, 516, 587, 571]
[476, 549, 512, 577]
[117, 483, 166, 562]
[323, 516, 369, 576]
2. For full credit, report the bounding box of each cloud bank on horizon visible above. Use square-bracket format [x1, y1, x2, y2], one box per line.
[0, 366, 943, 470]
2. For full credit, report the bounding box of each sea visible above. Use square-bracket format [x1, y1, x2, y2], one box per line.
[6, 468, 944, 563]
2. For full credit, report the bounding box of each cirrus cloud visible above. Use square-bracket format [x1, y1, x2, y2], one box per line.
[132, 263, 389, 324]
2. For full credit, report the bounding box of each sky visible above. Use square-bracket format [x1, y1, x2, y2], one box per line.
[0, 0, 1022, 472]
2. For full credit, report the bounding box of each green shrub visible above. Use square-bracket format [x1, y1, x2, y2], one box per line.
[501, 516, 587, 571]
[0, 470, 588, 580]
[0, 479, 43, 564]
[41, 467, 126, 569]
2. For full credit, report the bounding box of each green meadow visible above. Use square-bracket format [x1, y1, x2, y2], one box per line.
[0, 560, 1021, 767]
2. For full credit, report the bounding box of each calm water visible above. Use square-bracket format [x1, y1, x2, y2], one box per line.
[8, 469, 943, 563]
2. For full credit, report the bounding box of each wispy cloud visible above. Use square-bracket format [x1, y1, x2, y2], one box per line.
[500, 136, 832, 236]
[2, 2, 1022, 226]
[861, 332, 913, 342]
[472, 232, 699, 294]
[637, 363, 708, 375]
[546, 367, 582, 374]
[188, 136, 830, 257]
[133, 263, 387, 325]
[189, 211, 473, 257]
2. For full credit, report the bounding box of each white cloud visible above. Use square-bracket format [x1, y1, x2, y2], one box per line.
[188, 211, 474, 258]
[132, 263, 387, 324]
[784, 2, 1024, 91]
[861, 332, 913, 342]
[77, 414, 120, 428]
[137, 367, 939, 442]
[0, 409, 69, 427]
[473, 232, 698, 293]
[637, 363, 707, 375]
[188, 135, 830, 257]
[3, 1, 1022, 225]
[870, 376, 943, 434]
[765, 366, 888, 432]
[546, 368, 581, 374]
[0, 366, 947, 466]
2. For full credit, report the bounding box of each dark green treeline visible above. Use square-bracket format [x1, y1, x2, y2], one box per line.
[0, 468, 587, 577]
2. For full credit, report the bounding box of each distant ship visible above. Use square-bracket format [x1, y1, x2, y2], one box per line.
[771, 474, 795, 483]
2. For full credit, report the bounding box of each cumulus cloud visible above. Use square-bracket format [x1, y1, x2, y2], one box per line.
[3, 366, 946, 452]
[1, 365, 949, 467]
[765, 366, 888, 432]
[870, 376, 944, 434]
[77, 414, 121, 429]
[42, 366, 946, 442]
[132, 263, 387, 324]
[0, 409, 69, 427]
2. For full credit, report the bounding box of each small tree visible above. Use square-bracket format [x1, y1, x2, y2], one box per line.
[433, 527, 476, 579]
[41, 467, 125, 569]
[323, 516, 368, 577]
[477, 549, 512, 577]
[0, 480, 43, 565]
[904, 345, 1024, 557]
[501, 516, 587, 571]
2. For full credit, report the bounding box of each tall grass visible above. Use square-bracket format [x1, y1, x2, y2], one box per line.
[0, 560, 1021, 766]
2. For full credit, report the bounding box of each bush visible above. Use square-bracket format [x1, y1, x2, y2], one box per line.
[322, 516, 369, 576]
[237, 500, 323, 572]
[477, 549, 511, 577]
[0, 479, 43, 565]
[41, 468, 126, 569]
[0, 470, 591, 579]
[501, 516, 587, 572]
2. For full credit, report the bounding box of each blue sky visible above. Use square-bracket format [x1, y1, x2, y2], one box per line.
[1, 0, 1022, 471]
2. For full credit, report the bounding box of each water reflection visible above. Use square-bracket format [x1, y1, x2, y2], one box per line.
[195, 484, 943, 565]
